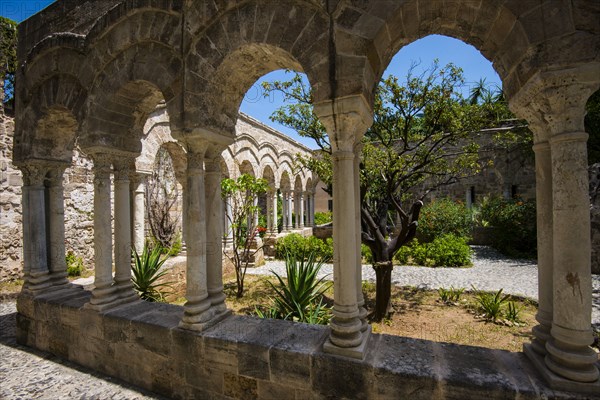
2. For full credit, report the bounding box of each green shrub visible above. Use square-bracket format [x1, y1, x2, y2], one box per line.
[65, 251, 84, 277]
[361, 244, 373, 264]
[394, 235, 472, 267]
[131, 243, 172, 302]
[275, 234, 333, 262]
[149, 233, 182, 257]
[314, 211, 333, 225]
[479, 196, 537, 258]
[417, 198, 473, 242]
[258, 249, 332, 324]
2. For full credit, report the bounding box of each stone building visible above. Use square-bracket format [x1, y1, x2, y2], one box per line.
[10, 1, 600, 398]
[0, 105, 316, 281]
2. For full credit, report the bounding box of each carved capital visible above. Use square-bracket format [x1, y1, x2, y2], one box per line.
[20, 164, 48, 186]
[313, 95, 373, 152]
[47, 164, 69, 187]
[187, 151, 205, 177]
[91, 154, 113, 181]
[509, 65, 600, 141]
[113, 158, 134, 181]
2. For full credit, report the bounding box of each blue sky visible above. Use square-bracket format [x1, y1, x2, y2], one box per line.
[3, 1, 502, 149]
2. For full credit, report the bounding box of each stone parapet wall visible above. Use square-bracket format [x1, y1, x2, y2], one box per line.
[15, 290, 593, 400]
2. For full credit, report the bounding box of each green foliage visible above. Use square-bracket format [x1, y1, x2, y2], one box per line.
[259, 250, 332, 324]
[150, 233, 182, 257]
[438, 286, 464, 304]
[361, 243, 373, 264]
[131, 243, 172, 302]
[394, 235, 472, 267]
[275, 234, 333, 262]
[0, 17, 17, 105]
[65, 251, 84, 277]
[222, 174, 270, 297]
[417, 198, 473, 242]
[313, 211, 332, 225]
[472, 287, 510, 322]
[479, 196, 537, 258]
[505, 301, 523, 323]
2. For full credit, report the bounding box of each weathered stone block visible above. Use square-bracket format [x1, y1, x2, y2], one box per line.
[238, 318, 291, 380]
[311, 351, 374, 399]
[224, 372, 257, 400]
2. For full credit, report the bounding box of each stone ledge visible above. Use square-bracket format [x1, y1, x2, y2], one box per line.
[16, 292, 600, 400]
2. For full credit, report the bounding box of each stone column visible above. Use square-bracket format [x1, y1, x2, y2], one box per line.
[266, 191, 273, 233]
[20, 164, 51, 295]
[298, 192, 305, 229]
[87, 154, 118, 309]
[525, 140, 554, 356]
[113, 159, 138, 303]
[282, 191, 288, 231]
[287, 191, 293, 230]
[46, 165, 70, 289]
[273, 190, 279, 233]
[180, 149, 214, 330]
[314, 95, 373, 359]
[131, 172, 147, 254]
[512, 73, 600, 389]
[354, 145, 368, 332]
[546, 131, 598, 383]
[253, 195, 259, 229]
[205, 154, 230, 318]
[223, 198, 234, 248]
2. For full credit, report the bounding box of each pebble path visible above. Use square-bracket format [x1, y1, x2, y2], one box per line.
[248, 246, 600, 326]
[1, 246, 598, 399]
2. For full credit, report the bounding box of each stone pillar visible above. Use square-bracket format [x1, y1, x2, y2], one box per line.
[266, 191, 273, 233]
[354, 146, 368, 332]
[223, 198, 234, 248]
[131, 172, 147, 254]
[47, 165, 70, 289]
[512, 72, 600, 390]
[526, 140, 554, 356]
[314, 95, 373, 359]
[205, 154, 230, 318]
[282, 191, 288, 231]
[545, 131, 598, 383]
[287, 191, 293, 230]
[180, 150, 214, 330]
[87, 154, 118, 309]
[272, 190, 279, 233]
[20, 164, 51, 295]
[253, 195, 259, 229]
[113, 159, 138, 303]
[298, 192, 304, 229]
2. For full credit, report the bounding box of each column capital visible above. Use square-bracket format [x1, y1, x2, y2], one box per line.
[113, 158, 135, 181]
[187, 151, 205, 175]
[19, 163, 48, 186]
[313, 95, 373, 152]
[509, 66, 600, 142]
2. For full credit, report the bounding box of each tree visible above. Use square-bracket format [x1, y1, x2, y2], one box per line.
[263, 63, 511, 320]
[146, 147, 180, 250]
[222, 174, 269, 298]
[0, 17, 18, 108]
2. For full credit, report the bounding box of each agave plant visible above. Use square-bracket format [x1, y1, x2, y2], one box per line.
[131, 243, 172, 302]
[472, 286, 510, 322]
[265, 249, 332, 324]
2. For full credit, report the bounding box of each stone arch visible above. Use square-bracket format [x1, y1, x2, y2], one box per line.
[239, 159, 256, 177]
[81, 43, 183, 153]
[262, 165, 276, 191]
[276, 161, 294, 187]
[14, 75, 87, 164]
[279, 170, 292, 192]
[184, 0, 330, 133]
[220, 148, 236, 179]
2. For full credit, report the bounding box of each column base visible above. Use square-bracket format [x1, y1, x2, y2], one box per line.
[524, 343, 600, 394]
[323, 326, 371, 360]
[178, 308, 231, 332]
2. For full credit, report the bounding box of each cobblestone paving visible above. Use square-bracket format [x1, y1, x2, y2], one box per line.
[0, 302, 166, 400]
[249, 246, 600, 326]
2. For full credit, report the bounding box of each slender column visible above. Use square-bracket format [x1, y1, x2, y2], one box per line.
[287, 192, 293, 230]
[20, 164, 51, 294]
[273, 190, 279, 233]
[205, 156, 229, 316]
[282, 191, 288, 231]
[87, 155, 118, 308]
[314, 95, 373, 359]
[309, 193, 315, 226]
[180, 150, 214, 330]
[545, 132, 598, 382]
[266, 191, 273, 233]
[131, 172, 147, 254]
[113, 159, 137, 302]
[223, 198, 234, 248]
[298, 192, 305, 229]
[527, 141, 554, 355]
[253, 196, 259, 229]
[354, 147, 368, 331]
[47, 165, 70, 289]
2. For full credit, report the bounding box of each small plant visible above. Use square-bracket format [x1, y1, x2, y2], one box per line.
[264, 249, 332, 324]
[505, 301, 523, 323]
[472, 286, 510, 322]
[438, 286, 464, 304]
[131, 244, 172, 302]
[65, 251, 84, 277]
[314, 211, 333, 225]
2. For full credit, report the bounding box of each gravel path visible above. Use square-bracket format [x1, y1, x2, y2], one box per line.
[247, 246, 600, 326]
